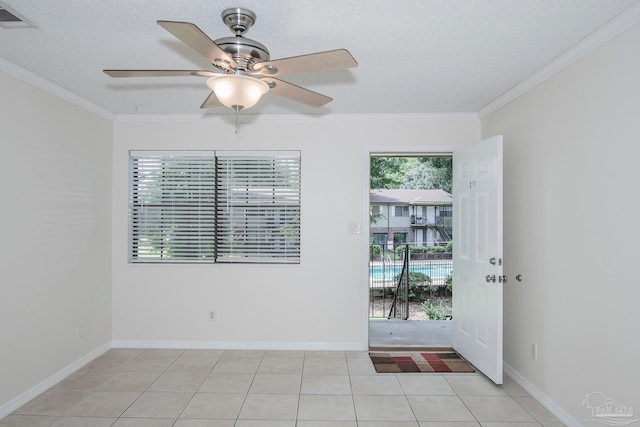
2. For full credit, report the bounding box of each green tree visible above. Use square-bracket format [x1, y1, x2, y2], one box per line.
[402, 157, 452, 193]
[370, 156, 452, 192]
[370, 157, 411, 189]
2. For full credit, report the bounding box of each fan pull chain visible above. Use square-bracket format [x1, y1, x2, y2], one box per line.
[234, 106, 240, 133]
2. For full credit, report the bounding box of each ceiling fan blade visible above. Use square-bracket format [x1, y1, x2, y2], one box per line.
[104, 70, 216, 78]
[261, 77, 332, 107]
[200, 91, 223, 109]
[157, 20, 238, 69]
[252, 49, 357, 77]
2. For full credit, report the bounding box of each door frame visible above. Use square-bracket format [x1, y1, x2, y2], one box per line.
[362, 144, 460, 348]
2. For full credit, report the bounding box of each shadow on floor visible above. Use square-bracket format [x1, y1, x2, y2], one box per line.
[369, 319, 452, 349]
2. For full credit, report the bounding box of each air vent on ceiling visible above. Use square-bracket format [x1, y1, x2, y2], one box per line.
[0, 8, 20, 22]
[0, 2, 33, 28]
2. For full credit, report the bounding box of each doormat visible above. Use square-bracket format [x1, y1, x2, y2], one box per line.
[369, 351, 475, 373]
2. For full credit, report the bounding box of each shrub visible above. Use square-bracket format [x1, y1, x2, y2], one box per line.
[427, 242, 452, 253]
[370, 245, 381, 255]
[394, 271, 430, 287]
[394, 245, 432, 257]
[394, 245, 407, 257]
[393, 271, 435, 301]
[422, 300, 446, 320]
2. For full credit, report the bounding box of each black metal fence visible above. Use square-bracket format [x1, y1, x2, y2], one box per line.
[369, 244, 453, 319]
[388, 248, 409, 319]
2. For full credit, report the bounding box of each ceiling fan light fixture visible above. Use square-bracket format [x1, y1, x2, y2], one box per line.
[206, 75, 269, 111]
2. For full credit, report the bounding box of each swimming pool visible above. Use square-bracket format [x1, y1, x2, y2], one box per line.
[370, 263, 452, 280]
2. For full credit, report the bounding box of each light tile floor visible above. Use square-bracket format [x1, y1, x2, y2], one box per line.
[1, 349, 565, 426]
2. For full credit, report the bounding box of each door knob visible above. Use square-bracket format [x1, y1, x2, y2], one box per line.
[485, 274, 496, 283]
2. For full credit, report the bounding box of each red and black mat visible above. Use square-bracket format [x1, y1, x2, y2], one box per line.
[369, 351, 475, 373]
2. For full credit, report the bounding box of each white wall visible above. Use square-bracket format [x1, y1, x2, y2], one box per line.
[0, 71, 113, 411]
[112, 118, 478, 349]
[482, 22, 640, 425]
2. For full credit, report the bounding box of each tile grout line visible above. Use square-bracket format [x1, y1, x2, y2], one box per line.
[170, 349, 220, 424]
[2, 349, 562, 426]
[117, 348, 186, 424]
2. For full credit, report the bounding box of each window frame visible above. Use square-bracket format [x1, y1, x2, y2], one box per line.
[128, 150, 301, 265]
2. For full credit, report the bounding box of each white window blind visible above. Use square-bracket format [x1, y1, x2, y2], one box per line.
[216, 151, 301, 264]
[128, 150, 300, 264]
[129, 152, 216, 263]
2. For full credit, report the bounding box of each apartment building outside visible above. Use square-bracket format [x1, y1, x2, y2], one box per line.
[370, 188, 452, 250]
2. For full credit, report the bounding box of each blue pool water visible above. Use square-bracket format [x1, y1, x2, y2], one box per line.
[370, 263, 452, 280]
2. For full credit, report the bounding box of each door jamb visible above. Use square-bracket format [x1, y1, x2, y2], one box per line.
[362, 144, 461, 349]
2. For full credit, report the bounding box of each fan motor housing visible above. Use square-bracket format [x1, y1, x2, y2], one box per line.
[213, 36, 270, 71]
[215, 8, 269, 71]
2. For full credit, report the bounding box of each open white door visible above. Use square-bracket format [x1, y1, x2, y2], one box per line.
[452, 135, 504, 384]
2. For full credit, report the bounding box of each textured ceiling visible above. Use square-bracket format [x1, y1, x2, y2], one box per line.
[1, 0, 639, 117]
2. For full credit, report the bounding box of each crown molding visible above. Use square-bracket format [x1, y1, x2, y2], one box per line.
[479, 3, 640, 119]
[113, 112, 479, 124]
[0, 58, 476, 123]
[0, 56, 478, 124]
[0, 57, 116, 120]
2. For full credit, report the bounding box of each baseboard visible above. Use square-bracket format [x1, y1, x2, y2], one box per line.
[111, 340, 366, 352]
[0, 341, 112, 419]
[369, 347, 455, 352]
[503, 361, 582, 427]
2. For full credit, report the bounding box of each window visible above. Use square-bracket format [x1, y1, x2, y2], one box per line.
[215, 152, 301, 264]
[393, 232, 407, 245]
[129, 152, 216, 262]
[129, 150, 300, 264]
[439, 206, 452, 217]
[372, 233, 387, 246]
[394, 206, 409, 217]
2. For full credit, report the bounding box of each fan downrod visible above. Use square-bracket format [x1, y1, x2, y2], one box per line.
[215, 8, 269, 72]
[221, 7, 256, 35]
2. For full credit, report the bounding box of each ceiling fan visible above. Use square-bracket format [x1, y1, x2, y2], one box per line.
[104, 7, 358, 114]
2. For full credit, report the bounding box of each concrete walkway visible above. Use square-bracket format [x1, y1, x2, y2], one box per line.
[369, 319, 452, 349]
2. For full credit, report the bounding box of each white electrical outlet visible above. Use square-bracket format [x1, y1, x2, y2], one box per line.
[208, 310, 215, 322]
[76, 325, 82, 340]
[530, 343, 538, 361]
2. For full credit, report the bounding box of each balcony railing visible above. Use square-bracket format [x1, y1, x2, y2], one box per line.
[410, 216, 452, 227]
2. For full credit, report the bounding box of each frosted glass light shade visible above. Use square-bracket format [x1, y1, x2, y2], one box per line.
[206, 75, 269, 110]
